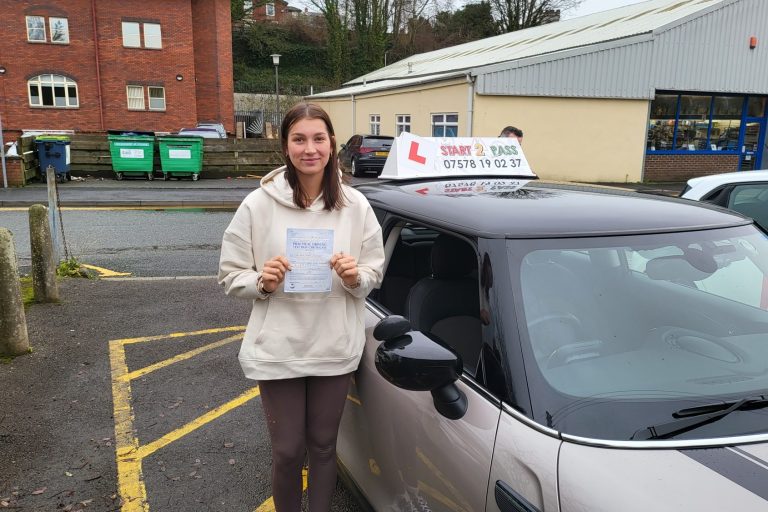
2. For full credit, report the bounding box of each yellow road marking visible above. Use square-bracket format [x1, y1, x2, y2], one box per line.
[137, 386, 261, 459]
[346, 394, 362, 406]
[416, 447, 473, 512]
[115, 325, 245, 345]
[109, 338, 149, 512]
[417, 480, 466, 512]
[254, 469, 309, 512]
[81, 263, 132, 277]
[120, 333, 243, 381]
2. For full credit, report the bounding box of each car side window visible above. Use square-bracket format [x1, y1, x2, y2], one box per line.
[727, 184, 768, 229]
[373, 221, 483, 376]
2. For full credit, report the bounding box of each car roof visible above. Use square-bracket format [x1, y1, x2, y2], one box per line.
[683, 169, 768, 200]
[358, 178, 751, 239]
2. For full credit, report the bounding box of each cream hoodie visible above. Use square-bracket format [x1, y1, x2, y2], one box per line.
[218, 167, 385, 380]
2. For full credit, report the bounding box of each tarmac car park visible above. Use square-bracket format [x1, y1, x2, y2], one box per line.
[681, 169, 768, 230]
[336, 148, 768, 511]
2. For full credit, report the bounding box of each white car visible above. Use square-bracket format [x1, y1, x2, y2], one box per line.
[681, 170, 768, 229]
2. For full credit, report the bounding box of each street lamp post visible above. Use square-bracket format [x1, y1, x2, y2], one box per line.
[270, 54, 281, 132]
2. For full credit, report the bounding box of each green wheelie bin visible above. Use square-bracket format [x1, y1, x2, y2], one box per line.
[158, 136, 204, 181]
[107, 131, 156, 180]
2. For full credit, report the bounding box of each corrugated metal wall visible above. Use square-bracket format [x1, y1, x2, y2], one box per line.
[651, 0, 767, 93]
[476, 37, 656, 98]
[475, 0, 767, 98]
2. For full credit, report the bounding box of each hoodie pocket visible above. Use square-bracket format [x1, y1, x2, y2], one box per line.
[254, 296, 351, 361]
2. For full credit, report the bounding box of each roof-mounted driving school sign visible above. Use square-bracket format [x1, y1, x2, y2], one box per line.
[379, 131, 536, 180]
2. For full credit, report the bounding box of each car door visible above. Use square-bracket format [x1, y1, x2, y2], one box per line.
[338, 220, 500, 511]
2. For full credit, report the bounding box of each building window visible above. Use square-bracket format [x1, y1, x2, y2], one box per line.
[28, 74, 78, 108]
[122, 21, 161, 49]
[26, 16, 46, 42]
[266, 3, 276, 16]
[646, 93, 763, 153]
[50, 17, 69, 43]
[143, 23, 162, 49]
[432, 113, 458, 137]
[370, 114, 381, 135]
[396, 114, 411, 135]
[127, 85, 145, 110]
[148, 87, 166, 110]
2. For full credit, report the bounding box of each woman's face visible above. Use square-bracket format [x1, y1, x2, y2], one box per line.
[286, 118, 332, 178]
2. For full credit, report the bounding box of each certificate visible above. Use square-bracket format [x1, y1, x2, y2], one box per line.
[284, 228, 334, 293]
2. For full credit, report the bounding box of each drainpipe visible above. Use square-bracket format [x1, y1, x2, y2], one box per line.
[351, 94, 356, 134]
[91, 0, 105, 130]
[466, 73, 475, 137]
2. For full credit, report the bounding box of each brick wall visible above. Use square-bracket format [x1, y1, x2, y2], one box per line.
[0, 0, 232, 137]
[252, 0, 289, 23]
[643, 154, 740, 182]
[4, 157, 25, 187]
[192, 0, 235, 134]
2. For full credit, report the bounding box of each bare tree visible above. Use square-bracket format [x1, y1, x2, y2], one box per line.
[490, 0, 582, 33]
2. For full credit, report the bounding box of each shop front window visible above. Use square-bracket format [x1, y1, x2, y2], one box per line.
[675, 95, 710, 150]
[647, 95, 676, 150]
[712, 96, 742, 151]
[747, 97, 766, 117]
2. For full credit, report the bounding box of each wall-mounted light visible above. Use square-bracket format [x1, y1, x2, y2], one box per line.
[176, 74, 183, 81]
[749, 36, 758, 49]
[0, 66, 6, 75]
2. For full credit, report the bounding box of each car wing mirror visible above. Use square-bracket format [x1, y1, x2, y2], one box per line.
[374, 316, 467, 420]
[340, 143, 346, 150]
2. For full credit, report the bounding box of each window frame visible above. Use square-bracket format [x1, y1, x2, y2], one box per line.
[396, 114, 411, 135]
[370, 114, 381, 136]
[431, 113, 459, 137]
[26, 16, 46, 42]
[143, 23, 162, 49]
[49, 17, 69, 44]
[126, 85, 145, 110]
[148, 86, 166, 111]
[266, 3, 276, 16]
[646, 92, 768, 156]
[122, 21, 141, 48]
[27, 74, 79, 108]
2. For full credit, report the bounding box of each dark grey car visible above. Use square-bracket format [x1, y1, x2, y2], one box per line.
[338, 177, 768, 512]
[339, 135, 394, 177]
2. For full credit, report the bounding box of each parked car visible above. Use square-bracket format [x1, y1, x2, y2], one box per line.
[680, 169, 768, 230]
[337, 176, 768, 512]
[195, 122, 227, 138]
[339, 135, 394, 177]
[177, 127, 224, 139]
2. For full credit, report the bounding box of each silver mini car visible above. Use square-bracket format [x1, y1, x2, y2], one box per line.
[337, 178, 768, 512]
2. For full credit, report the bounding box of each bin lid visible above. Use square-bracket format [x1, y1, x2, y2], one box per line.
[158, 135, 205, 142]
[107, 130, 155, 137]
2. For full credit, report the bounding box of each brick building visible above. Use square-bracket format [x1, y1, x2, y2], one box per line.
[246, 0, 301, 24]
[0, 0, 234, 140]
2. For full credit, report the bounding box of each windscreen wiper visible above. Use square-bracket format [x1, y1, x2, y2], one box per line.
[631, 395, 768, 441]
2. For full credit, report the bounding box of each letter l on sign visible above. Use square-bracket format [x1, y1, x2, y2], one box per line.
[408, 142, 427, 165]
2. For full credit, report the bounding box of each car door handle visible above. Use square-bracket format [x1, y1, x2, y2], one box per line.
[495, 480, 540, 512]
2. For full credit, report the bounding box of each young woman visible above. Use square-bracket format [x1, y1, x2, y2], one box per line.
[218, 103, 385, 511]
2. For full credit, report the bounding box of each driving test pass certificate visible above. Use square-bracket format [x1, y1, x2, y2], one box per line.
[284, 228, 334, 293]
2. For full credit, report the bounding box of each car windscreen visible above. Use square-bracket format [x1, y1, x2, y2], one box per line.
[508, 225, 768, 441]
[362, 137, 393, 148]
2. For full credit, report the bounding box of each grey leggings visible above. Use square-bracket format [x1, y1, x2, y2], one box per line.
[259, 373, 352, 512]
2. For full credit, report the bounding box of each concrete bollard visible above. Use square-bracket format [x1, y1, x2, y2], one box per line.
[28, 204, 60, 302]
[0, 227, 30, 356]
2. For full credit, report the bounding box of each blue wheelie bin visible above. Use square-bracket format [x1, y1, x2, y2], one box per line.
[36, 135, 71, 183]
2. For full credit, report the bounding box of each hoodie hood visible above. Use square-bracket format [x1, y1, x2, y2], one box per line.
[259, 166, 322, 210]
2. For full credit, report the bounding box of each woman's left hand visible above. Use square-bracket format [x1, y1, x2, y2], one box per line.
[330, 252, 359, 287]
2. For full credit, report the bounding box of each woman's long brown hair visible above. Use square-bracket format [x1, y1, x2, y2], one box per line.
[280, 102, 347, 210]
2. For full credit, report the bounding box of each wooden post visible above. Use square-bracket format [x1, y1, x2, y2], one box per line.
[29, 204, 60, 302]
[0, 228, 30, 356]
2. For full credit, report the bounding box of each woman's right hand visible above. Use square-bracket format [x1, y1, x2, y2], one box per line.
[261, 256, 291, 293]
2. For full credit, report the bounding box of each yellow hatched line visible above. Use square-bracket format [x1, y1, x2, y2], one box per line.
[115, 325, 246, 345]
[120, 333, 243, 381]
[416, 447, 473, 512]
[109, 338, 149, 512]
[136, 386, 261, 459]
[254, 469, 309, 512]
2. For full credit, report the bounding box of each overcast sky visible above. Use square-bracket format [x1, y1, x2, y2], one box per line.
[563, 0, 648, 19]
